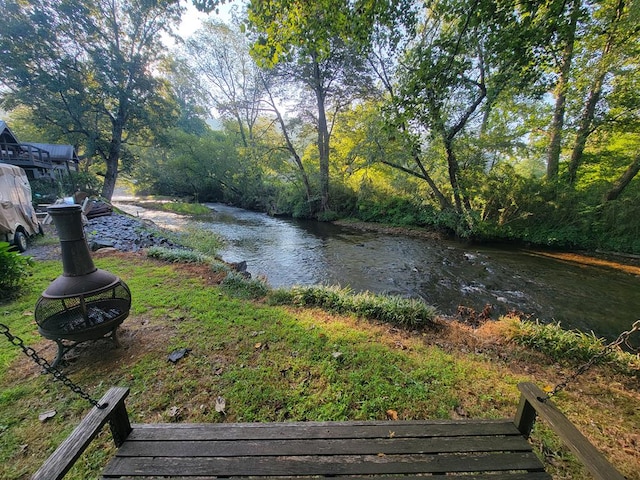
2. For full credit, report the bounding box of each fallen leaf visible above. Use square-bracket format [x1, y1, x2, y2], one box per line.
[331, 351, 343, 359]
[38, 410, 56, 422]
[22, 311, 33, 316]
[254, 342, 262, 349]
[388, 431, 395, 438]
[215, 396, 226, 414]
[454, 406, 468, 417]
[386, 409, 398, 421]
[377, 453, 386, 457]
[168, 406, 180, 417]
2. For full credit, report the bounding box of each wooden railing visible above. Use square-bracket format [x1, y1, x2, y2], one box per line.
[515, 382, 625, 480]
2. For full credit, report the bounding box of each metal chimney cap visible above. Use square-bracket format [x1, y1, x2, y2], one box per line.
[41, 269, 122, 298]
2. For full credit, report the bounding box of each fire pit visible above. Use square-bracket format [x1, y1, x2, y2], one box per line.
[35, 204, 131, 367]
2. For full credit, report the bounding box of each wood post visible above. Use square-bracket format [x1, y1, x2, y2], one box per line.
[32, 387, 131, 480]
[516, 382, 625, 480]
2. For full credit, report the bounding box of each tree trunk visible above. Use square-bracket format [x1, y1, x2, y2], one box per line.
[603, 154, 640, 202]
[262, 77, 314, 202]
[567, 75, 604, 184]
[568, 0, 624, 184]
[546, 0, 580, 180]
[313, 60, 331, 215]
[101, 117, 124, 201]
[444, 138, 463, 214]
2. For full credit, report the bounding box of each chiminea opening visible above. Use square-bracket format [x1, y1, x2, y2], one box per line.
[35, 205, 131, 367]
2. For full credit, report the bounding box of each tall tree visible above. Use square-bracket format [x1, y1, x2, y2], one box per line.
[394, 0, 545, 223]
[567, 0, 637, 184]
[0, 0, 182, 200]
[185, 20, 264, 148]
[246, 0, 413, 216]
[545, 0, 582, 180]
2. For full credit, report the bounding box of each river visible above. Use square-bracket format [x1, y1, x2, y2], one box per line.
[115, 200, 640, 344]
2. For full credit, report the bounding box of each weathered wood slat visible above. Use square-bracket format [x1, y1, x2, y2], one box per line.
[103, 474, 551, 480]
[102, 451, 546, 477]
[517, 382, 625, 480]
[116, 435, 533, 457]
[127, 419, 520, 441]
[32, 387, 130, 480]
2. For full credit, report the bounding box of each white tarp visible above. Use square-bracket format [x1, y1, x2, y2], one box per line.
[0, 163, 40, 236]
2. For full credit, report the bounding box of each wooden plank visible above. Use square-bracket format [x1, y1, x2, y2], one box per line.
[103, 452, 546, 477]
[104, 474, 551, 480]
[127, 419, 521, 441]
[32, 387, 131, 480]
[115, 435, 534, 457]
[517, 382, 625, 480]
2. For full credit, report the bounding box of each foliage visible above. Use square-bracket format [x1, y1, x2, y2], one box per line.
[220, 272, 270, 300]
[0, 0, 183, 200]
[503, 316, 639, 374]
[160, 202, 212, 216]
[0, 242, 33, 300]
[268, 285, 439, 328]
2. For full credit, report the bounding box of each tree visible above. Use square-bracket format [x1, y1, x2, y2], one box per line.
[545, 0, 582, 180]
[0, 0, 183, 200]
[185, 20, 264, 148]
[246, 0, 413, 216]
[393, 0, 546, 225]
[567, 0, 638, 184]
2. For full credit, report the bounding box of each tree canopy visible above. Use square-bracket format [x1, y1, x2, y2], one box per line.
[0, 0, 183, 200]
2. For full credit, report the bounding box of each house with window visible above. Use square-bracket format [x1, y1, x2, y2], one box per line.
[0, 120, 79, 180]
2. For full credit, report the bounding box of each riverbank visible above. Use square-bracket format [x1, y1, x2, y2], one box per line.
[334, 218, 640, 274]
[1, 249, 638, 479]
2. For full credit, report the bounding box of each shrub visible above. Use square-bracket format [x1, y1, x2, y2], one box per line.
[146, 246, 208, 264]
[220, 272, 269, 300]
[268, 285, 439, 328]
[502, 316, 639, 374]
[0, 242, 33, 300]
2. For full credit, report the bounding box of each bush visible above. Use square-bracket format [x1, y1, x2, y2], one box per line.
[220, 272, 269, 300]
[268, 285, 439, 328]
[0, 242, 33, 300]
[146, 246, 208, 264]
[502, 316, 639, 374]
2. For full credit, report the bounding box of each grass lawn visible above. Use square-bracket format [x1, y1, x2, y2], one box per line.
[1, 251, 638, 479]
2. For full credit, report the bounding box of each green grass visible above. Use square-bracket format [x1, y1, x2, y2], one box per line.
[161, 202, 212, 216]
[170, 223, 224, 257]
[268, 285, 439, 328]
[503, 316, 639, 374]
[0, 256, 637, 479]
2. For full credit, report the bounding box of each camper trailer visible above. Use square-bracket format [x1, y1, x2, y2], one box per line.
[0, 163, 41, 251]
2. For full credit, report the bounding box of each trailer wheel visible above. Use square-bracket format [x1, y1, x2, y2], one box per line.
[14, 231, 28, 252]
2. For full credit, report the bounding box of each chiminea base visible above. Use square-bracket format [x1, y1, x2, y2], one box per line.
[46, 325, 122, 368]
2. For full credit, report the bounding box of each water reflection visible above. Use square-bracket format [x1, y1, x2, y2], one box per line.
[116, 200, 640, 343]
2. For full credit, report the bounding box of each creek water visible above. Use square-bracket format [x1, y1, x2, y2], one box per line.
[115, 200, 640, 344]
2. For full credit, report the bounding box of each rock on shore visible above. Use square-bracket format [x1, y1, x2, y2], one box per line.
[85, 213, 179, 252]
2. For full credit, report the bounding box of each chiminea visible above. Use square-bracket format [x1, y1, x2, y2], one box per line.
[35, 204, 131, 367]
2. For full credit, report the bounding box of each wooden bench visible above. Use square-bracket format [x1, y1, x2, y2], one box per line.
[32, 382, 625, 480]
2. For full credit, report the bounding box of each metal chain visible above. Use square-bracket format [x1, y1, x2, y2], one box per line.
[545, 319, 640, 401]
[0, 323, 106, 409]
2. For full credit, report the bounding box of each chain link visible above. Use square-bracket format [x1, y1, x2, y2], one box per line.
[545, 319, 640, 401]
[0, 323, 106, 409]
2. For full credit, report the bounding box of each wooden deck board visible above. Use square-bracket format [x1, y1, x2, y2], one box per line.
[102, 420, 549, 479]
[38, 383, 624, 480]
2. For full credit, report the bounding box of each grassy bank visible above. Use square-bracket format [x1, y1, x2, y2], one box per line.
[0, 252, 638, 479]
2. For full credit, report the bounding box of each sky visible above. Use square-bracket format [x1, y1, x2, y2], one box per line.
[175, 2, 235, 42]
